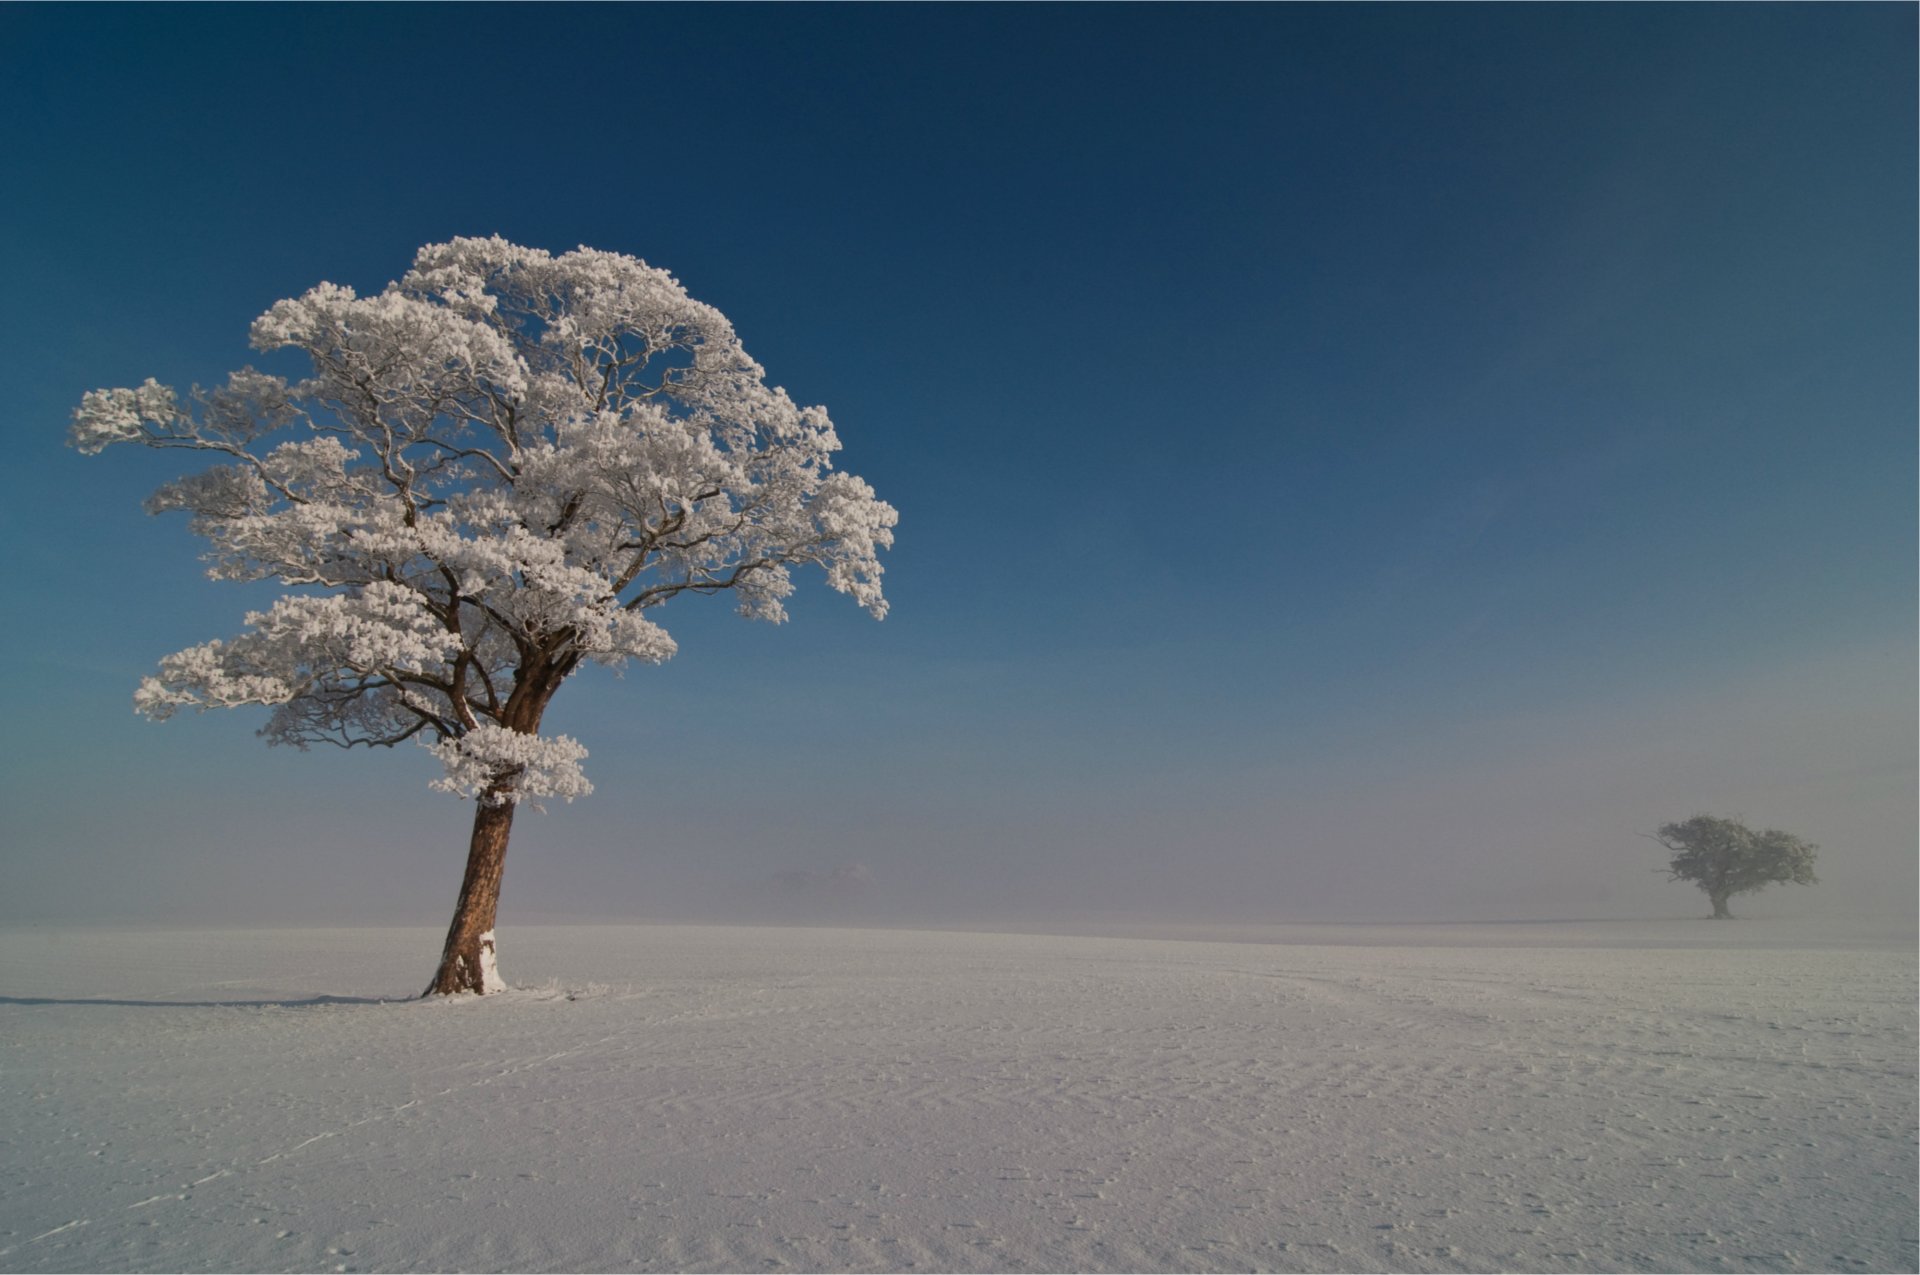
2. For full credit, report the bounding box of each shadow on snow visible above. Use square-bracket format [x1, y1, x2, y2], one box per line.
[0, 994, 395, 1009]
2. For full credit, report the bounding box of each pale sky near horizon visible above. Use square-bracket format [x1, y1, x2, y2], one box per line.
[2, 5, 1913, 930]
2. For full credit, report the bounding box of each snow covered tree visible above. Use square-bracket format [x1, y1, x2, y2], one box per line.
[69, 237, 897, 994]
[1651, 815, 1818, 919]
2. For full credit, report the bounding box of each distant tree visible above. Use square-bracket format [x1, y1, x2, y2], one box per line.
[69, 237, 897, 994]
[1649, 815, 1818, 919]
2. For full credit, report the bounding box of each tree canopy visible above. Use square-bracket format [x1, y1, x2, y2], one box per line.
[72, 236, 895, 803]
[1652, 815, 1818, 919]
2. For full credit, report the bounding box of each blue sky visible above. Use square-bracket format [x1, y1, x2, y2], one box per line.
[3, 5, 1912, 927]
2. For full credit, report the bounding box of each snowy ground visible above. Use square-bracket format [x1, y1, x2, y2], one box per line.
[1, 920, 1913, 1273]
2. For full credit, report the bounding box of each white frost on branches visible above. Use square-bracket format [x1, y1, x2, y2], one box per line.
[133, 583, 466, 719]
[426, 726, 591, 806]
[73, 237, 896, 802]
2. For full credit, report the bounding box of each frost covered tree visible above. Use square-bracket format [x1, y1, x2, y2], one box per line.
[69, 237, 896, 994]
[1650, 815, 1818, 919]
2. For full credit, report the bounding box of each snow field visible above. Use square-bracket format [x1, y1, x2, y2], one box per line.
[1, 923, 1913, 1273]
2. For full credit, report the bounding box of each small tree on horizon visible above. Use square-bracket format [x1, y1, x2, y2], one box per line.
[69, 236, 897, 995]
[1649, 814, 1819, 919]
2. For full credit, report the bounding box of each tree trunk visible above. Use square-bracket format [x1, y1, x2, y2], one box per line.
[1709, 891, 1732, 920]
[421, 662, 570, 996]
[425, 793, 517, 995]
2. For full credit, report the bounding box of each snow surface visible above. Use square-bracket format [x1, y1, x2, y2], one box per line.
[1, 920, 1912, 1273]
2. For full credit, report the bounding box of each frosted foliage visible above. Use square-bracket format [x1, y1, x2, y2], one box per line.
[72, 237, 895, 800]
[426, 726, 591, 806]
[133, 584, 465, 720]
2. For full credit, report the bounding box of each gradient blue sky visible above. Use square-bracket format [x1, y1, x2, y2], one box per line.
[3, 5, 1913, 927]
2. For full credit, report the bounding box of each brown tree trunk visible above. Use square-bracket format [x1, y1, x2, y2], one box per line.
[1709, 891, 1732, 920]
[425, 792, 518, 995]
[421, 662, 572, 996]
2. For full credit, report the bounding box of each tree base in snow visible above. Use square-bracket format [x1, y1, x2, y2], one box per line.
[424, 929, 505, 996]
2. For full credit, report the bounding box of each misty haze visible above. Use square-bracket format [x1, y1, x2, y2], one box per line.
[2, 4, 1913, 1273]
